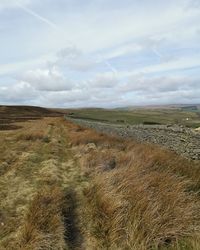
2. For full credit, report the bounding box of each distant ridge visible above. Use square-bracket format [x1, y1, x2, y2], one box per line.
[0, 105, 62, 118]
[115, 104, 200, 110]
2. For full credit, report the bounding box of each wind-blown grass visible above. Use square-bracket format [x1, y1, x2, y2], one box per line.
[67, 121, 200, 249]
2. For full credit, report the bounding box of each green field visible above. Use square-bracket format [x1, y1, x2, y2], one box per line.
[65, 108, 200, 128]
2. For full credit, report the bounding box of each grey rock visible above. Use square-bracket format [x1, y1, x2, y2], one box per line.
[65, 117, 200, 161]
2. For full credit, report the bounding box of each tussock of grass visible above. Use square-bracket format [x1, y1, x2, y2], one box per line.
[69, 128, 106, 146]
[17, 132, 46, 141]
[119, 143, 200, 192]
[64, 121, 200, 249]
[67, 122, 124, 149]
[16, 187, 66, 250]
[80, 149, 118, 177]
[83, 169, 200, 249]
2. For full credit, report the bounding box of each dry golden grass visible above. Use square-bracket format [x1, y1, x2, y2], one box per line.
[0, 118, 84, 250]
[67, 122, 125, 149]
[1, 118, 200, 250]
[83, 168, 200, 249]
[15, 187, 65, 250]
[64, 121, 200, 249]
[17, 132, 45, 141]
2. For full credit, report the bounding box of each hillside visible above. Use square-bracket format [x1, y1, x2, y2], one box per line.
[64, 107, 200, 128]
[0, 105, 62, 130]
[0, 105, 62, 118]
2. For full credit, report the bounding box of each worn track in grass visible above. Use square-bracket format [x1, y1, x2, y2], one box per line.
[0, 117, 200, 249]
[0, 118, 87, 249]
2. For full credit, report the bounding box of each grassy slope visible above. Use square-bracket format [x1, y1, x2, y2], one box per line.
[0, 115, 200, 249]
[66, 108, 200, 127]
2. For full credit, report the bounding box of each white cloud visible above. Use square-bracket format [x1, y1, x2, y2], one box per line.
[1, 0, 200, 107]
[0, 0, 31, 10]
[117, 53, 200, 78]
[102, 43, 143, 60]
[0, 54, 54, 76]
[186, 0, 200, 9]
[119, 75, 200, 95]
[21, 67, 73, 91]
[56, 46, 98, 71]
[0, 81, 36, 103]
[88, 72, 119, 88]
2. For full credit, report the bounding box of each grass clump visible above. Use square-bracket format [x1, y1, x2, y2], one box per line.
[65, 121, 200, 249]
[83, 169, 200, 249]
[15, 187, 66, 250]
[17, 132, 45, 141]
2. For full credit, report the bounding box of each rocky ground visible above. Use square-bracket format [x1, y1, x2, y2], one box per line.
[66, 117, 200, 160]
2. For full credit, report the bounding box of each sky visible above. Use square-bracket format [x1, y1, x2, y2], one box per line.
[0, 0, 200, 108]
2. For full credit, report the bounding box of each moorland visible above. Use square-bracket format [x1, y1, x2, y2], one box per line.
[0, 105, 200, 249]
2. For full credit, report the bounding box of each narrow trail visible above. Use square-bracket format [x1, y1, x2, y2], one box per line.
[49, 122, 87, 250]
[44, 121, 89, 250]
[0, 118, 88, 249]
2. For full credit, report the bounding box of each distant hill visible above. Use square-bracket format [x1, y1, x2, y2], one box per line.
[0, 105, 62, 119]
[115, 104, 200, 111]
[181, 106, 198, 111]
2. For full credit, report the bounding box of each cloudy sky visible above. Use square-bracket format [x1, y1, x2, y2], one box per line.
[0, 0, 200, 107]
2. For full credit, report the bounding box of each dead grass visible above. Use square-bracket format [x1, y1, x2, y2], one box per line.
[0, 118, 86, 250]
[0, 124, 22, 131]
[15, 187, 66, 250]
[80, 149, 118, 177]
[64, 121, 200, 249]
[1, 118, 200, 250]
[67, 122, 125, 149]
[83, 168, 200, 249]
[17, 132, 45, 141]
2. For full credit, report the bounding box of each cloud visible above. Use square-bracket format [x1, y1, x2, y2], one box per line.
[0, 81, 37, 103]
[17, 3, 60, 31]
[0, 0, 31, 10]
[56, 46, 98, 71]
[119, 75, 200, 95]
[1, 0, 200, 107]
[102, 43, 143, 60]
[117, 53, 200, 78]
[0, 54, 53, 76]
[57, 46, 82, 59]
[21, 67, 73, 91]
[186, 0, 200, 9]
[88, 72, 119, 88]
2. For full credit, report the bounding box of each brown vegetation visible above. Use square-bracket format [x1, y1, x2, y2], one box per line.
[0, 116, 200, 249]
[16, 187, 65, 250]
[66, 121, 200, 249]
